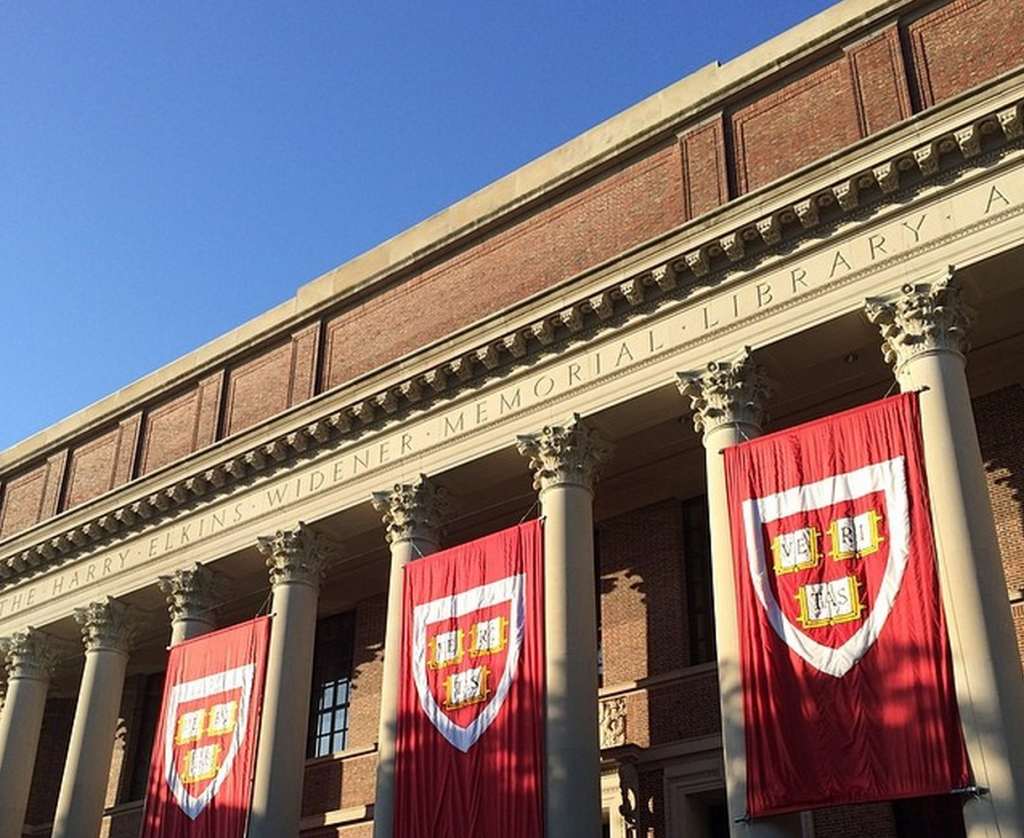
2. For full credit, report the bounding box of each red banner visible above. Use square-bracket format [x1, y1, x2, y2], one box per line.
[725, 393, 970, 817]
[393, 520, 545, 838]
[140, 616, 271, 838]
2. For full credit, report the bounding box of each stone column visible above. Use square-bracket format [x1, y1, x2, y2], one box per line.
[248, 523, 332, 838]
[371, 475, 448, 838]
[678, 350, 797, 838]
[867, 270, 1024, 835]
[52, 599, 138, 838]
[0, 629, 63, 836]
[517, 414, 612, 838]
[158, 563, 221, 645]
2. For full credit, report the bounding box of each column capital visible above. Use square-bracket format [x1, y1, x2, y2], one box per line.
[0, 628, 64, 681]
[371, 474, 449, 546]
[516, 413, 613, 493]
[157, 563, 221, 625]
[257, 522, 333, 588]
[865, 267, 975, 371]
[73, 598, 139, 655]
[676, 347, 771, 438]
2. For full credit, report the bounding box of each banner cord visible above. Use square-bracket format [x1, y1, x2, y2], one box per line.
[519, 498, 540, 524]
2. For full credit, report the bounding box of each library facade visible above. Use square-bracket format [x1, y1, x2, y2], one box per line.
[2, 0, 1024, 836]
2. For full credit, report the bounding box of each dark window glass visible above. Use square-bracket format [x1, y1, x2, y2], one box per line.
[307, 610, 356, 758]
[682, 495, 716, 665]
[128, 672, 165, 801]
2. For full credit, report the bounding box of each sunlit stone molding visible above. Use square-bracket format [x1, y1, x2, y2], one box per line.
[599, 696, 627, 749]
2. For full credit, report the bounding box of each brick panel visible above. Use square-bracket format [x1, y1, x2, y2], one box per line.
[847, 27, 913, 135]
[908, 0, 1024, 108]
[224, 341, 293, 437]
[103, 808, 144, 838]
[814, 802, 898, 837]
[0, 450, 67, 540]
[292, 322, 322, 406]
[638, 767, 665, 838]
[732, 59, 862, 194]
[113, 414, 141, 487]
[139, 372, 224, 476]
[647, 670, 721, 746]
[598, 499, 687, 686]
[26, 694, 76, 826]
[1014, 604, 1024, 663]
[346, 594, 386, 750]
[64, 416, 142, 511]
[322, 145, 684, 391]
[974, 385, 1024, 594]
[302, 751, 377, 816]
[680, 116, 729, 219]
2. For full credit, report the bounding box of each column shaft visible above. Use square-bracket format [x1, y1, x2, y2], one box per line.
[869, 275, 1024, 836]
[52, 600, 137, 838]
[541, 481, 601, 837]
[0, 630, 61, 837]
[372, 476, 446, 838]
[518, 415, 611, 838]
[678, 353, 799, 838]
[249, 524, 331, 838]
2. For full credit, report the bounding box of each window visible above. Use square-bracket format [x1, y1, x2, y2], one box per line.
[307, 610, 356, 758]
[128, 672, 165, 801]
[682, 495, 716, 665]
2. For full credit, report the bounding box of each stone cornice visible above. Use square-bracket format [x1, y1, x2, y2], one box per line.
[0, 89, 1021, 589]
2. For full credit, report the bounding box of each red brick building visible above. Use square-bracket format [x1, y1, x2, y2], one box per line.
[1, 0, 1023, 835]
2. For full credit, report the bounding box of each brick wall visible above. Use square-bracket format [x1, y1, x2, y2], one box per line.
[907, 0, 1024, 108]
[598, 499, 688, 685]
[320, 142, 684, 391]
[301, 751, 377, 818]
[814, 802, 899, 837]
[26, 693, 76, 826]
[974, 383, 1024, 662]
[346, 594, 386, 750]
[138, 372, 223, 475]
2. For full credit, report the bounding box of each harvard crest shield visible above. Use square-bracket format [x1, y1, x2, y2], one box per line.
[411, 573, 525, 752]
[393, 521, 545, 838]
[725, 394, 970, 817]
[140, 616, 270, 838]
[738, 456, 909, 678]
[164, 663, 257, 818]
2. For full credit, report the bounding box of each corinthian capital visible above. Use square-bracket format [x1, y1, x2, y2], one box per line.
[676, 347, 771, 437]
[157, 563, 221, 624]
[517, 414, 613, 493]
[371, 474, 449, 546]
[74, 598, 140, 654]
[865, 268, 975, 371]
[0, 628, 65, 681]
[257, 522, 333, 588]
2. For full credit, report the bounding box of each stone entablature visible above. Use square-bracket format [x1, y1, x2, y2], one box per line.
[0, 83, 1021, 599]
[0, 142, 1021, 632]
[2, 0, 1022, 546]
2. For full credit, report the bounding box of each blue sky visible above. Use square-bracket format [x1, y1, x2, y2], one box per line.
[1, 0, 836, 453]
